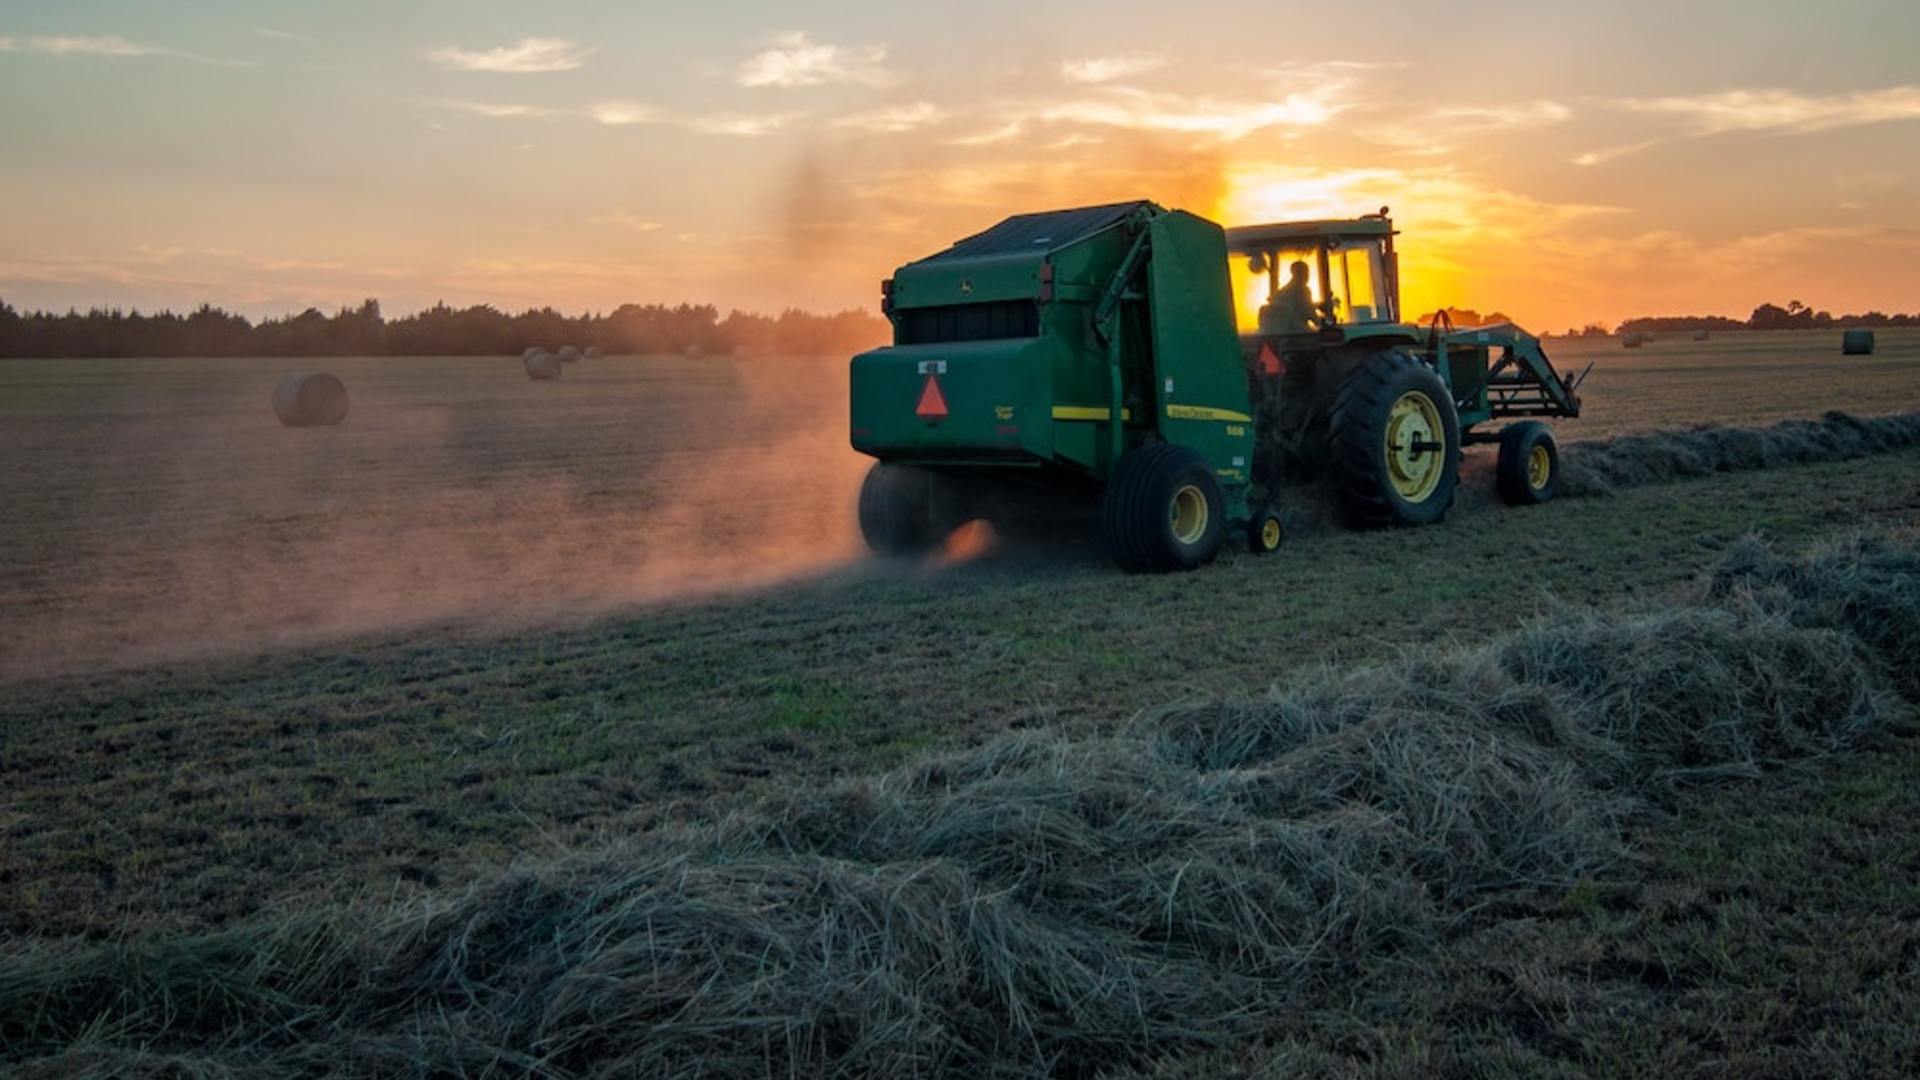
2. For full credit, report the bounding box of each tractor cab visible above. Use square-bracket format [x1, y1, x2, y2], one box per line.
[1225, 211, 1411, 348]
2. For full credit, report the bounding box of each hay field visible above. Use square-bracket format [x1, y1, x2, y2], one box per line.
[4, 329, 1920, 1075]
[0, 353, 868, 678]
[2, 329, 1916, 679]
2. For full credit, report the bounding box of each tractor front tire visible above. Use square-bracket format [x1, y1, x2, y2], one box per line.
[1327, 351, 1461, 528]
[858, 463, 944, 556]
[1496, 421, 1560, 505]
[1102, 444, 1226, 573]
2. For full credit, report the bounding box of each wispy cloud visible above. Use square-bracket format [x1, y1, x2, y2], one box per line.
[591, 212, 665, 233]
[1368, 99, 1571, 156]
[440, 98, 795, 137]
[1059, 54, 1165, 84]
[946, 121, 1025, 147]
[1617, 85, 1920, 134]
[1572, 140, 1659, 167]
[426, 37, 591, 74]
[833, 102, 946, 133]
[736, 32, 893, 88]
[1030, 83, 1346, 140]
[440, 99, 559, 119]
[1574, 85, 1920, 166]
[1430, 101, 1572, 127]
[254, 28, 306, 41]
[0, 34, 249, 66]
[683, 112, 802, 136]
[585, 100, 663, 126]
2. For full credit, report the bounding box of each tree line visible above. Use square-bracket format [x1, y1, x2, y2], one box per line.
[0, 298, 891, 359]
[1590, 301, 1918, 338]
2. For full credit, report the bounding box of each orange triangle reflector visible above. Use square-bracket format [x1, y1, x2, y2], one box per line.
[915, 373, 949, 419]
[1257, 342, 1285, 377]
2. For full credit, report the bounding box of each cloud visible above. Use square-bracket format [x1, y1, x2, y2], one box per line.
[591, 212, 665, 233]
[441, 99, 560, 119]
[736, 32, 893, 88]
[585, 100, 663, 126]
[254, 28, 306, 41]
[1572, 140, 1659, 167]
[1059, 54, 1165, 84]
[1031, 83, 1345, 140]
[1429, 101, 1572, 127]
[1617, 85, 1920, 134]
[426, 37, 590, 74]
[832, 102, 947, 133]
[441, 97, 793, 137]
[0, 34, 248, 66]
[684, 112, 801, 137]
[1365, 99, 1570, 156]
[946, 122, 1024, 146]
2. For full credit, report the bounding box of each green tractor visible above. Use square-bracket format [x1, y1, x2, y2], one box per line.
[849, 201, 1585, 572]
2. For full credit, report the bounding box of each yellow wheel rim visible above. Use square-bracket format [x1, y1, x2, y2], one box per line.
[1260, 517, 1282, 550]
[1171, 484, 1209, 545]
[1527, 444, 1552, 490]
[1384, 390, 1446, 501]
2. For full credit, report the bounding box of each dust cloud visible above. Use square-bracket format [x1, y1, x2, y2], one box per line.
[0, 354, 873, 680]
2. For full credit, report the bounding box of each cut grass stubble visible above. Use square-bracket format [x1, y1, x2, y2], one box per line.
[7, 532, 1919, 1078]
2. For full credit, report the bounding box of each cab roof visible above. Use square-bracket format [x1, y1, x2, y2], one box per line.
[1225, 218, 1395, 251]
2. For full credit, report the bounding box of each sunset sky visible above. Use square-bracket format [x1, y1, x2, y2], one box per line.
[2, 0, 1917, 331]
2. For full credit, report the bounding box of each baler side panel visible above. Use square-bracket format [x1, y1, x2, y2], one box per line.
[1044, 225, 1137, 473]
[1145, 212, 1256, 501]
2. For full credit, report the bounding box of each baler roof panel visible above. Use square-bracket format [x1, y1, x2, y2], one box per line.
[917, 201, 1157, 263]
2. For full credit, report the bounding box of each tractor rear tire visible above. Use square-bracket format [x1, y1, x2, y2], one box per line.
[1496, 421, 1560, 505]
[1327, 351, 1460, 528]
[1102, 444, 1226, 573]
[858, 463, 945, 556]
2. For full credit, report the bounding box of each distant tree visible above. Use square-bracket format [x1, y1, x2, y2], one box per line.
[1616, 314, 1745, 335]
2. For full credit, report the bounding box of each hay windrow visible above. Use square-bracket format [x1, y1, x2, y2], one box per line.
[3, 537, 1914, 1078]
[1558, 410, 1920, 497]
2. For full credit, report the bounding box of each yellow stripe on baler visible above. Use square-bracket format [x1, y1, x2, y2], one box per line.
[1051, 406, 1134, 421]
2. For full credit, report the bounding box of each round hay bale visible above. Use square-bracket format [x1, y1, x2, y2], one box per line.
[557, 345, 583, 363]
[684, 344, 707, 358]
[524, 350, 563, 381]
[1842, 330, 1876, 356]
[1622, 332, 1646, 349]
[522, 346, 545, 362]
[1693, 330, 1710, 341]
[271, 372, 349, 427]
[583, 346, 604, 360]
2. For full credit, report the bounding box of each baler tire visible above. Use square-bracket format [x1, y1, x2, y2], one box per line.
[1327, 351, 1460, 528]
[858, 463, 942, 556]
[1496, 421, 1560, 506]
[1102, 444, 1226, 573]
[1248, 509, 1284, 554]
